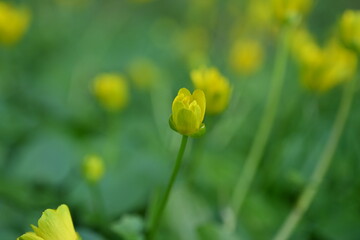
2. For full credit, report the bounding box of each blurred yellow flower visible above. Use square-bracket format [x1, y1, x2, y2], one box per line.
[301, 41, 357, 93]
[83, 155, 105, 183]
[170, 88, 206, 136]
[292, 28, 357, 93]
[93, 73, 129, 112]
[339, 10, 360, 52]
[272, 0, 312, 25]
[192, 0, 216, 10]
[0, 2, 30, 45]
[229, 39, 264, 76]
[291, 28, 323, 68]
[17, 204, 80, 240]
[246, 0, 275, 34]
[191, 67, 231, 114]
[128, 58, 160, 90]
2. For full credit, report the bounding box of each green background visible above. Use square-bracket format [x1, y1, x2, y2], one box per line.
[0, 0, 359, 239]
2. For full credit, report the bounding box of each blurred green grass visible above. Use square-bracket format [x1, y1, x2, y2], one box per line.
[0, 0, 360, 239]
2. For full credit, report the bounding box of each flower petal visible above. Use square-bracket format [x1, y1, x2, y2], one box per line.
[189, 101, 202, 128]
[175, 108, 198, 135]
[172, 97, 186, 123]
[178, 87, 191, 97]
[192, 89, 206, 122]
[34, 205, 77, 240]
[17, 232, 44, 240]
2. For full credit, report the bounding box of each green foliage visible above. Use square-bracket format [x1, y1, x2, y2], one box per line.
[112, 214, 145, 240]
[0, 0, 359, 239]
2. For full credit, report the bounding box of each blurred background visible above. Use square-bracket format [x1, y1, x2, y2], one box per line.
[0, 0, 360, 239]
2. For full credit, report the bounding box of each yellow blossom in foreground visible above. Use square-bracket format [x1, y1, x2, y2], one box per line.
[0, 2, 30, 45]
[93, 73, 129, 112]
[229, 39, 264, 76]
[301, 41, 357, 93]
[339, 10, 360, 52]
[191, 67, 231, 114]
[170, 88, 206, 136]
[17, 204, 80, 240]
[83, 154, 105, 183]
[128, 58, 160, 90]
[272, 0, 312, 24]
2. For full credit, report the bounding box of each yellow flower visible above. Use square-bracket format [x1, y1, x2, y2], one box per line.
[170, 88, 206, 136]
[246, 0, 274, 33]
[93, 73, 129, 112]
[272, 0, 312, 25]
[191, 67, 231, 115]
[229, 39, 264, 76]
[301, 40, 357, 93]
[192, 0, 216, 11]
[291, 28, 323, 68]
[17, 204, 80, 240]
[83, 155, 105, 183]
[0, 2, 30, 45]
[339, 10, 360, 53]
[128, 58, 160, 90]
[292, 28, 357, 93]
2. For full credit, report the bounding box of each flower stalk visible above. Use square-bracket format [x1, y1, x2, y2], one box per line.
[148, 135, 188, 240]
[231, 26, 291, 218]
[89, 182, 106, 223]
[273, 73, 358, 240]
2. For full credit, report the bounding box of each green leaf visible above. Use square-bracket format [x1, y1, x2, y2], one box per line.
[165, 183, 212, 240]
[11, 129, 81, 185]
[112, 214, 145, 240]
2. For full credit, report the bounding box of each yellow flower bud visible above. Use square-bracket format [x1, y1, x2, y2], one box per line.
[170, 88, 206, 136]
[17, 204, 80, 240]
[128, 58, 160, 90]
[191, 67, 231, 115]
[0, 2, 30, 45]
[82, 155, 105, 183]
[339, 10, 360, 53]
[229, 39, 264, 76]
[93, 73, 129, 112]
[272, 0, 312, 25]
[301, 41, 357, 93]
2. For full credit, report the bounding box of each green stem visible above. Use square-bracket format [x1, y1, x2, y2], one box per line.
[273, 76, 357, 240]
[231, 27, 291, 218]
[148, 135, 188, 240]
[89, 182, 106, 224]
